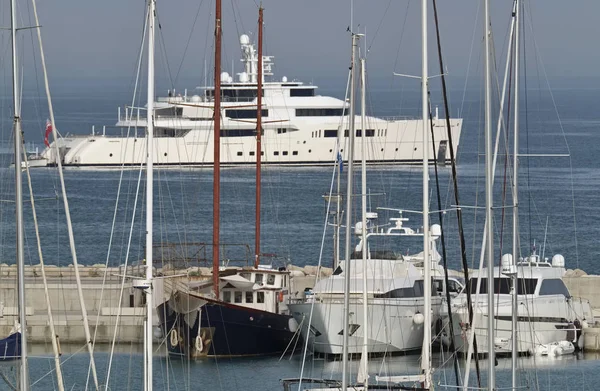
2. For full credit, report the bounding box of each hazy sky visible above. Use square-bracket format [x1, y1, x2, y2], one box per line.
[4, 0, 600, 92]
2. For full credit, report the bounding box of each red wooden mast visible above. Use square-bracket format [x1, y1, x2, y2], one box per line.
[254, 6, 263, 268]
[212, 0, 222, 298]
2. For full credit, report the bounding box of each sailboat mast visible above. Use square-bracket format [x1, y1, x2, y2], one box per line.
[341, 33, 358, 391]
[144, 0, 156, 389]
[421, 0, 431, 387]
[254, 6, 263, 268]
[512, 0, 520, 388]
[11, 0, 28, 387]
[484, 0, 496, 389]
[359, 56, 368, 389]
[213, 0, 222, 297]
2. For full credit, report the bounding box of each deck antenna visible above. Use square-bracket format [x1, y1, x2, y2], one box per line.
[541, 216, 549, 262]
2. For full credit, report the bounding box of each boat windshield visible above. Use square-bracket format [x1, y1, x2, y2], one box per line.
[467, 277, 538, 295]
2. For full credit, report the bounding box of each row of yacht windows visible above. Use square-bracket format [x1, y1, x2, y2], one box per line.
[466, 278, 570, 297]
[296, 108, 348, 117]
[236, 150, 302, 157]
[225, 109, 269, 119]
[239, 272, 277, 285]
[223, 108, 347, 119]
[290, 88, 315, 97]
[312, 129, 387, 138]
[204, 87, 316, 100]
[223, 290, 265, 304]
[206, 89, 264, 101]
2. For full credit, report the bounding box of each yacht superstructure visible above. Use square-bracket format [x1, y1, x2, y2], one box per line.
[442, 253, 593, 355]
[39, 35, 462, 168]
[288, 213, 464, 355]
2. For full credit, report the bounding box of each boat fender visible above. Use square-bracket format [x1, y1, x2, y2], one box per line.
[195, 335, 203, 353]
[413, 312, 424, 325]
[169, 329, 178, 347]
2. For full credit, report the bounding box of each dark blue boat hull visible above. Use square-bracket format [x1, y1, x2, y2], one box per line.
[0, 332, 21, 361]
[158, 299, 298, 357]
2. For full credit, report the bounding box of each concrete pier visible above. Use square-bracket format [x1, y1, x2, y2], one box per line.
[1, 264, 599, 347]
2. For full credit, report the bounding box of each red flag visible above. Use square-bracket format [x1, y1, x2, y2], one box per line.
[44, 120, 52, 147]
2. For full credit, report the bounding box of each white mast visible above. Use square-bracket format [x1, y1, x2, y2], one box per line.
[421, 0, 432, 387]
[358, 56, 369, 389]
[341, 33, 358, 391]
[511, 0, 521, 388]
[144, 0, 156, 390]
[484, 0, 496, 389]
[10, 0, 28, 388]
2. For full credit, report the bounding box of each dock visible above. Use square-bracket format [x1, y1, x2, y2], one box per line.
[0, 264, 598, 347]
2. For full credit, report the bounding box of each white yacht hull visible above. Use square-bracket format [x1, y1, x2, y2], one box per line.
[444, 295, 593, 355]
[39, 117, 461, 167]
[289, 297, 442, 355]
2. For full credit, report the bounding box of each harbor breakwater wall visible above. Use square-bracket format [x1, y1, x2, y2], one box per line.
[0, 264, 598, 346]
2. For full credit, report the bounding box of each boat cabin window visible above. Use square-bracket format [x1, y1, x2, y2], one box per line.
[225, 109, 269, 119]
[245, 291, 254, 303]
[290, 88, 315, 97]
[220, 129, 260, 137]
[155, 107, 183, 118]
[240, 272, 251, 280]
[447, 279, 463, 294]
[234, 291, 243, 303]
[257, 292, 265, 303]
[333, 266, 343, 275]
[539, 279, 571, 298]
[255, 274, 264, 284]
[267, 274, 276, 285]
[468, 278, 537, 295]
[296, 108, 348, 117]
[374, 280, 436, 299]
[154, 128, 190, 138]
[206, 88, 264, 101]
[345, 129, 375, 137]
[324, 129, 338, 137]
[223, 291, 231, 302]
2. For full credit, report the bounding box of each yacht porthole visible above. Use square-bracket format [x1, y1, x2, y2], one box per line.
[109, 153, 113, 157]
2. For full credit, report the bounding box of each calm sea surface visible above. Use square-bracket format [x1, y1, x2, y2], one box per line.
[0, 84, 598, 389]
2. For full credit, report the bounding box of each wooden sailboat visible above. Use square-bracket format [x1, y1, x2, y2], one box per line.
[157, 4, 299, 358]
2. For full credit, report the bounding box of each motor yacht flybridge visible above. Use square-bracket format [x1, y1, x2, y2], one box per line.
[39, 34, 462, 168]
